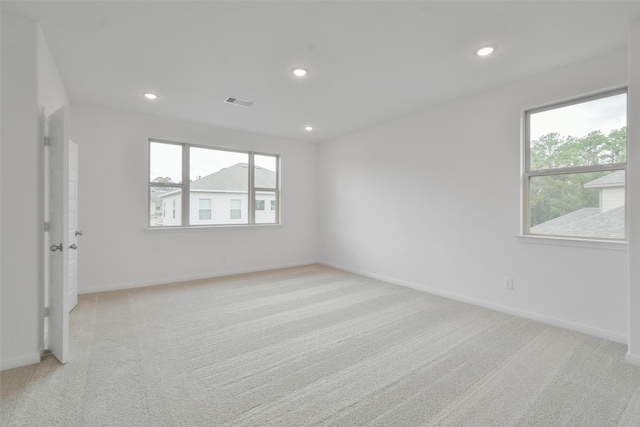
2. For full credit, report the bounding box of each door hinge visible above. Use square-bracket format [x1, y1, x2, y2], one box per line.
[44, 136, 50, 146]
[44, 307, 50, 318]
[44, 221, 50, 232]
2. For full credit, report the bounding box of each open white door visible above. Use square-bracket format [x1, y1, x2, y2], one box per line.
[68, 140, 79, 311]
[47, 106, 70, 364]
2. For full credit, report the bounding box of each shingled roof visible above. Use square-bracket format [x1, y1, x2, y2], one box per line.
[190, 163, 275, 191]
[158, 163, 276, 198]
[583, 170, 625, 188]
[530, 206, 625, 239]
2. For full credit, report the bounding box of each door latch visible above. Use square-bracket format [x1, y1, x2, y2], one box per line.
[50, 243, 63, 252]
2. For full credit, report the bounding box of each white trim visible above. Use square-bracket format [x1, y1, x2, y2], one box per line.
[144, 224, 283, 233]
[625, 352, 640, 366]
[0, 353, 41, 371]
[78, 260, 319, 295]
[321, 261, 627, 344]
[517, 235, 628, 251]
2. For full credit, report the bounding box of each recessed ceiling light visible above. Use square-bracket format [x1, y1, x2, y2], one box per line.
[144, 92, 158, 100]
[304, 126, 313, 131]
[292, 68, 308, 77]
[475, 46, 496, 57]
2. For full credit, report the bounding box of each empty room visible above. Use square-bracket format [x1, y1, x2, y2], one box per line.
[4, 1, 640, 425]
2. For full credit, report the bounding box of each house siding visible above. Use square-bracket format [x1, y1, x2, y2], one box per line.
[158, 191, 277, 226]
[190, 192, 248, 225]
[602, 187, 625, 212]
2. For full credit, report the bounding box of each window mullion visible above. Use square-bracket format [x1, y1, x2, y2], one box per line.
[182, 144, 189, 226]
[276, 156, 280, 224]
[528, 163, 626, 177]
[248, 153, 255, 225]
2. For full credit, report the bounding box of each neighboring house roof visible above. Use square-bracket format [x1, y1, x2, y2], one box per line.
[150, 190, 164, 205]
[191, 163, 275, 191]
[159, 163, 275, 197]
[530, 205, 625, 239]
[583, 170, 625, 188]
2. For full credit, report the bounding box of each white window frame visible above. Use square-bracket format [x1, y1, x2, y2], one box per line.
[522, 88, 627, 242]
[148, 139, 280, 228]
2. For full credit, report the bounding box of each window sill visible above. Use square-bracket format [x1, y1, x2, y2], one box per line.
[144, 224, 282, 234]
[517, 234, 627, 251]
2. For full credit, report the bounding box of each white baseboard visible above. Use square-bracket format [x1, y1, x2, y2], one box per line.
[0, 353, 41, 371]
[79, 260, 321, 295]
[625, 352, 640, 366]
[321, 261, 627, 344]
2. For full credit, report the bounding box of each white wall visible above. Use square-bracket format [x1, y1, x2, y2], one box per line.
[71, 105, 318, 293]
[0, 11, 40, 371]
[38, 27, 70, 116]
[1, 13, 69, 370]
[318, 48, 630, 342]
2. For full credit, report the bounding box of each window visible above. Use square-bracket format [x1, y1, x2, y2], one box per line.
[271, 200, 276, 211]
[230, 199, 242, 220]
[254, 154, 279, 224]
[149, 140, 280, 227]
[199, 199, 212, 220]
[523, 89, 627, 240]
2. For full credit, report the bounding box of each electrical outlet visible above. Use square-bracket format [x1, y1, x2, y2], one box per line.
[504, 277, 514, 290]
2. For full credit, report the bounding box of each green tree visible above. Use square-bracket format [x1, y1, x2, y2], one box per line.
[529, 127, 625, 227]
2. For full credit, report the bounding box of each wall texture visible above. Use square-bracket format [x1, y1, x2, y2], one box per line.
[1, 14, 40, 370]
[1, 11, 41, 370]
[70, 105, 318, 293]
[318, 48, 630, 342]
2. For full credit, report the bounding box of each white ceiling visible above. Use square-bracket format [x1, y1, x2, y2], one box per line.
[4, 1, 640, 143]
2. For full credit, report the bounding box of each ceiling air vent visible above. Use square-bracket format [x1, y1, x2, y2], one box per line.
[224, 97, 254, 108]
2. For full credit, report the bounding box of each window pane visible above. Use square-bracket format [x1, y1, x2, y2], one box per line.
[255, 154, 277, 189]
[255, 191, 278, 224]
[198, 199, 212, 221]
[529, 170, 625, 239]
[529, 93, 626, 170]
[150, 186, 182, 227]
[230, 198, 243, 220]
[190, 147, 248, 225]
[150, 142, 182, 184]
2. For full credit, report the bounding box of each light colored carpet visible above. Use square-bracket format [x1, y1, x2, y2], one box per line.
[2, 264, 640, 426]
